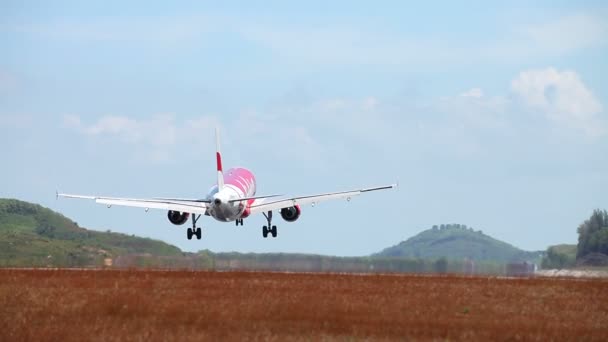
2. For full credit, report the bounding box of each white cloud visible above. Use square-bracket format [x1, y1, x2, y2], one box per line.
[311, 97, 401, 145]
[60, 67, 605, 166]
[511, 68, 605, 137]
[234, 110, 324, 164]
[523, 14, 608, 54]
[63, 113, 221, 163]
[229, 95, 402, 167]
[84, 116, 138, 137]
[428, 65, 607, 158]
[460, 88, 484, 98]
[64, 111, 324, 165]
[423, 87, 511, 159]
[439, 87, 508, 129]
[65, 114, 173, 145]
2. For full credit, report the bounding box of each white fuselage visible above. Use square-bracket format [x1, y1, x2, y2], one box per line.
[206, 167, 256, 222]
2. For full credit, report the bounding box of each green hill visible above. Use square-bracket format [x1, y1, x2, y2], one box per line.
[374, 224, 542, 263]
[0, 198, 182, 267]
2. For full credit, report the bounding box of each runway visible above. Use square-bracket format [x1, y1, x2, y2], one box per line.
[1, 268, 607, 341]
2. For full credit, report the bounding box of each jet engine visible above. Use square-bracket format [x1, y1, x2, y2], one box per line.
[280, 205, 301, 222]
[167, 210, 190, 225]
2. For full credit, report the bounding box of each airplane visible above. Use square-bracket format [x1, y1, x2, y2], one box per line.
[58, 129, 396, 240]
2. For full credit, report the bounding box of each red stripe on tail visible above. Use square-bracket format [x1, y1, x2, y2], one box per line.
[216, 152, 223, 172]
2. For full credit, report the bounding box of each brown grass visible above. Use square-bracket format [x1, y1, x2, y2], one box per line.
[1, 269, 607, 341]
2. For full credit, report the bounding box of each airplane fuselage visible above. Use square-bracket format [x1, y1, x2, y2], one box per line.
[206, 167, 256, 222]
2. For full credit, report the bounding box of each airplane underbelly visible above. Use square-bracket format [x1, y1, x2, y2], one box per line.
[209, 203, 241, 222]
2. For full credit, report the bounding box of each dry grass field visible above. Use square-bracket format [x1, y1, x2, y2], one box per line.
[1, 269, 607, 341]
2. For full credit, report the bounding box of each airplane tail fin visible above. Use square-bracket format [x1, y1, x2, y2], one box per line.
[215, 127, 224, 189]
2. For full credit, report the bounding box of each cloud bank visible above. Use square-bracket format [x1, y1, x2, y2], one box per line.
[511, 68, 605, 137]
[61, 67, 605, 165]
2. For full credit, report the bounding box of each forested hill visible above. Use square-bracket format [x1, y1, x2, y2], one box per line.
[374, 224, 542, 262]
[0, 198, 182, 267]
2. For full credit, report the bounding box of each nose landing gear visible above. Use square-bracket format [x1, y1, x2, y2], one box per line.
[262, 211, 278, 238]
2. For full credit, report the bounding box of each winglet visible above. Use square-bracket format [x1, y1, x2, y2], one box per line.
[216, 127, 224, 189]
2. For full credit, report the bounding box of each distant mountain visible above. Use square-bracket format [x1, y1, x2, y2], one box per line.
[0, 198, 182, 267]
[374, 224, 542, 263]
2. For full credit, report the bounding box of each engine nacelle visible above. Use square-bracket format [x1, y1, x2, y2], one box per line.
[280, 205, 301, 222]
[167, 210, 190, 225]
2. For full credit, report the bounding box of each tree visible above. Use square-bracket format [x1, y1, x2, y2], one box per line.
[541, 245, 576, 269]
[434, 257, 448, 273]
[577, 209, 608, 259]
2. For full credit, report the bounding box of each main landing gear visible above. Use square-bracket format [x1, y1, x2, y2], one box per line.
[235, 218, 244, 226]
[187, 214, 202, 240]
[262, 211, 277, 238]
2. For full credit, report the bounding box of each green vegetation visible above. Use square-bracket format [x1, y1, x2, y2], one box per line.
[533, 209, 608, 270]
[373, 224, 542, 263]
[540, 244, 577, 269]
[0, 199, 541, 275]
[203, 251, 506, 274]
[0, 198, 182, 267]
[577, 209, 608, 263]
[5, 198, 605, 273]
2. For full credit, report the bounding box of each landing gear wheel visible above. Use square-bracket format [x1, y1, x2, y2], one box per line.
[262, 211, 278, 239]
[187, 214, 202, 240]
[271, 225, 277, 238]
[187, 228, 194, 240]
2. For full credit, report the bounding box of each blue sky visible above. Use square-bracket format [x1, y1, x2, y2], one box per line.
[1, 1, 607, 255]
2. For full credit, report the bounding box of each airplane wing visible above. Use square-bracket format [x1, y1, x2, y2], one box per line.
[248, 184, 396, 214]
[57, 193, 210, 215]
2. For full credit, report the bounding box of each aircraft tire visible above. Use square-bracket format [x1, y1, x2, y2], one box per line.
[187, 228, 193, 240]
[196, 228, 202, 240]
[262, 226, 268, 238]
[271, 226, 277, 238]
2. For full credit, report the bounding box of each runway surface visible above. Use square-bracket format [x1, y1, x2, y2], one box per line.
[1, 268, 607, 341]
